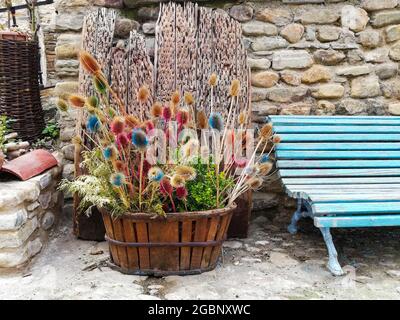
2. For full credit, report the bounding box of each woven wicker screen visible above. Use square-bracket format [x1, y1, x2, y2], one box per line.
[155, 2, 251, 120]
[0, 39, 45, 142]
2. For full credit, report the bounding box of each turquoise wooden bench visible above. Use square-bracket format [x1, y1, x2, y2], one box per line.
[267, 115, 400, 276]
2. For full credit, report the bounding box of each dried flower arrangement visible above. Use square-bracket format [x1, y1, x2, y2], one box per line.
[59, 51, 280, 218]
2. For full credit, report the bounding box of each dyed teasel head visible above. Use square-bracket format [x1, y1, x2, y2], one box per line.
[176, 186, 188, 200]
[162, 105, 172, 121]
[272, 135, 282, 144]
[114, 160, 126, 172]
[171, 91, 180, 106]
[110, 116, 125, 135]
[110, 173, 126, 187]
[208, 112, 224, 132]
[260, 154, 270, 163]
[197, 109, 208, 129]
[258, 162, 273, 176]
[137, 86, 150, 104]
[86, 115, 101, 133]
[150, 102, 163, 118]
[208, 73, 218, 87]
[243, 165, 256, 176]
[230, 79, 240, 97]
[247, 177, 263, 190]
[125, 115, 141, 128]
[148, 167, 165, 182]
[57, 99, 69, 112]
[103, 145, 118, 161]
[93, 74, 107, 94]
[79, 51, 101, 75]
[160, 177, 173, 195]
[175, 165, 196, 181]
[69, 95, 86, 108]
[117, 133, 130, 148]
[171, 174, 186, 188]
[259, 123, 273, 139]
[182, 139, 199, 158]
[131, 129, 149, 151]
[184, 92, 195, 106]
[87, 96, 99, 108]
[176, 109, 189, 126]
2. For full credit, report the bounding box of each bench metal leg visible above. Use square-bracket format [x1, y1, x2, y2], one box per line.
[319, 227, 344, 276]
[288, 199, 303, 234]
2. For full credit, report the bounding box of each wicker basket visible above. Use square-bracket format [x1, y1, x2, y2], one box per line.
[100, 204, 236, 276]
[0, 33, 45, 142]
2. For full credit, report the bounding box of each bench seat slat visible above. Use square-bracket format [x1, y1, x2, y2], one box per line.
[279, 134, 400, 142]
[278, 160, 400, 168]
[312, 201, 400, 215]
[269, 118, 400, 126]
[280, 168, 400, 177]
[274, 125, 400, 134]
[314, 215, 400, 228]
[282, 177, 400, 184]
[308, 194, 400, 202]
[288, 184, 400, 190]
[277, 151, 400, 159]
[277, 143, 400, 151]
[269, 115, 400, 120]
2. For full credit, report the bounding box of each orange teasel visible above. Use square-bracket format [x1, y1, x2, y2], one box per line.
[230, 79, 241, 97]
[150, 102, 163, 118]
[259, 123, 273, 139]
[272, 135, 282, 144]
[197, 110, 208, 129]
[238, 112, 247, 125]
[208, 73, 218, 87]
[57, 98, 69, 112]
[184, 92, 195, 106]
[137, 85, 150, 104]
[69, 95, 86, 108]
[171, 91, 180, 106]
[79, 51, 101, 75]
[125, 115, 141, 128]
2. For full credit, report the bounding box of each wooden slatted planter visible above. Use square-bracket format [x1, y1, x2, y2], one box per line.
[99, 204, 236, 276]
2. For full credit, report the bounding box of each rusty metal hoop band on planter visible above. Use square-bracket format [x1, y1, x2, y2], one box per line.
[100, 204, 236, 276]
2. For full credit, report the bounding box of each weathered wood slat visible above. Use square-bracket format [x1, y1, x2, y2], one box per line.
[277, 143, 400, 151]
[269, 115, 400, 120]
[280, 168, 400, 177]
[269, 117, 400, 126]
[278, 160, 400, 169]
[282, 177, 400, 184]
[312, 201, 400, 215]
[308, 194, 400, 202]
[288, 184, 400, 190]
[277, 151, 400, 160]
[314, 215, 400, 228]
[279, 134, 400, 142]
[275, 125, 400, 133]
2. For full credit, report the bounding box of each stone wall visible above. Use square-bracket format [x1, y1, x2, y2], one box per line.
[5, 0, 400, 213]
[0, 154, 63, 268]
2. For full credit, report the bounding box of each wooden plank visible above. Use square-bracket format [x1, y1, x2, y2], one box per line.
[280, 168, 400, 177]
[269, 117, 400, 126]
[268, 115, 400, 121]
[135, 222, 150, 270]
[201, 217, 220, 269]
[308, 194, 400, 202]
[314, 215, 400, 228]
[282, 177, 400, 185]
[277, 143, 400, 151]
[278, 150, 400, 159]
[278, 160, 400, 169]
[112, 219, 129, 270]
[288, 184, 400, 190]
[279, 134, 400, 142]
[286, 189, 400, 199]
[149, 220, 180, 272]
[312, 201, 400, 215]
[190, 218, 209, 270]
[274, 125, 400, 134]
[180, 220, 193, 271]
[122, 219, 139, 270]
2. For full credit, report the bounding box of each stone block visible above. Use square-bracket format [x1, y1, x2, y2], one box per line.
[229, 4, 254, 22]
[336, 65, 371, 77]
[242, 21, 278, 36]
[341, 5, 369, 32]
[0, 238, 42, 268]
[280, 23, 304, 43]
[313, 49, 345, 65]
[256, 8, 293, 26]
[311, 84, 345, 99]
[267, 86, 309, 103]
[272, 50, 313, 70]
[251, 71, 279, 88]
[351, 75, 382, 98]
[299, 9, 340, 25]
[251, 37, 288, 52]
[0, 209, 28, 232]
[248, 58, 271, 70]
[361, 0, 398, 11]
[0, 217, 38, 249]
[371, 10, 400, 27]
[301, 65, 331, 84]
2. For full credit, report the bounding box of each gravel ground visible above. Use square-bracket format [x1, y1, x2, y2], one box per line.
[0, 210, 399, 300]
